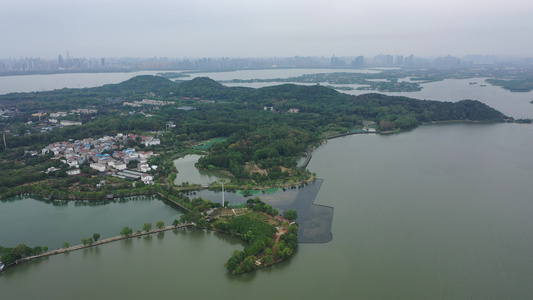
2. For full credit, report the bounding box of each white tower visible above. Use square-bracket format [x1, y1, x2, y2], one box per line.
[222, 182, 225, 208]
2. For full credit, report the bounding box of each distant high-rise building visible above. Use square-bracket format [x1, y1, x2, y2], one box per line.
[101, 58, 105, 66]
[395, 55, 404, 65]
[351, 56, 364, 68]
[331, 55, 345, 67]
[58, 55, 64, 68]
[406, 55, 414, 65]
[435, 55, 461, 67]
[386, 55, 394, 65]
[331, 56, 337, 67]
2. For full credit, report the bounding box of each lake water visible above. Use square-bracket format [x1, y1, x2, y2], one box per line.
[0, 195, 183, 250]
[1, 71, 533, 299]
[173, 154, 231, 185]
[0, 71, 164, 94]
[2, 123, 533, 299]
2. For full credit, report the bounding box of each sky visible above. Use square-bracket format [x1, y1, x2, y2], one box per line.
[1, 0, 532, 59]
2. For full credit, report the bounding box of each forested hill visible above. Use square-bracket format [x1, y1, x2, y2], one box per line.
[95, 75, 179, 94]
[100, 76, 509, 122]
[0, 75, 510, 128]
[174, 77, 508, 124]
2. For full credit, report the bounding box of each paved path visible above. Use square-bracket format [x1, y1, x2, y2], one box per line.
[8, 223, 195, 269]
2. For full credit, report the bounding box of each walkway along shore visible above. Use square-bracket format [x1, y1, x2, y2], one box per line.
[325, 130, 381, 140]
[3, 222, 195, 272]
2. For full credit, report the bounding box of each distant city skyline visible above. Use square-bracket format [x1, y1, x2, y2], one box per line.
[3, 53, 532, 75]
[2, 0, 532, 59]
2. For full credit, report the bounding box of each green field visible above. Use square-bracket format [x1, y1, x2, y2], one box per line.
[192, 137, 228, 150]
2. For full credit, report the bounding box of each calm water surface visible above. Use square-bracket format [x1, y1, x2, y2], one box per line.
[173, 154, 231, 185]
[0, 196, 183, 249]
[0, 71, 164, 94]
[2, 123, 533, 299]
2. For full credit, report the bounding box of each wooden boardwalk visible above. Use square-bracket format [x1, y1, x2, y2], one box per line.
[6, 223, 195, 270]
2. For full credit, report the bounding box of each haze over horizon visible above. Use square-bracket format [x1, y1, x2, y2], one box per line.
[1, 0, 532, 59]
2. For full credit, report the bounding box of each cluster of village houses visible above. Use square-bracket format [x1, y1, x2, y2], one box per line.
[41, 133, 161, 185]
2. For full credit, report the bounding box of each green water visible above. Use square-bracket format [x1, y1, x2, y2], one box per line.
[173, 154, 232, 185]
[2, 123, 533, 299]
[0, 196, 183, 250]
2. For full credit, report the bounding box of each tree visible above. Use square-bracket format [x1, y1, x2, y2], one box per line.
[81, 238, 88, 245]
[11, 244, 32, 258]
[93, 233, 100, 242]
[127, 160, 138, 169]
[242, 255, 257, 272]
[262, 255, 274, 266]
[120, 226, 133, 236]
[143, 223, 152, 232]
[234, 265, 243, 274]
[156, 220, 164, 229]
[1, 252, 16, 265]
[288, 224, 299, 235]
[172, 219, 179, 226]
[284, 209, 298, 221]
[63, 242, 70, 248]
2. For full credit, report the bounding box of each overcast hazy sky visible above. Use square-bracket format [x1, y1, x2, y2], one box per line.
[1, 0, 532, 59]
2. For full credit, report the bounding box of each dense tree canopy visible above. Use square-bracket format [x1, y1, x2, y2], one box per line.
[0, 75, 511, 186]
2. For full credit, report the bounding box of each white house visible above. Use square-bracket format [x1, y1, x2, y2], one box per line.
[90, 163, 106, 172]
[139, 163, 151, 173]
[60, 120, 82, 126]
[50, 112, 67, 117]
[142, 137, 160, 146]
[139, 151, 154, 160]
[67, 169, 81, 176]
[115, 163, 127, 170]
[66, 159, 79, 168]
[46, 167, 59, 174]
[141, 173, 154, 185]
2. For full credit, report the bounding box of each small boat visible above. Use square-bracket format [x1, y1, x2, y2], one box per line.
[106, 194, 114, 199]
